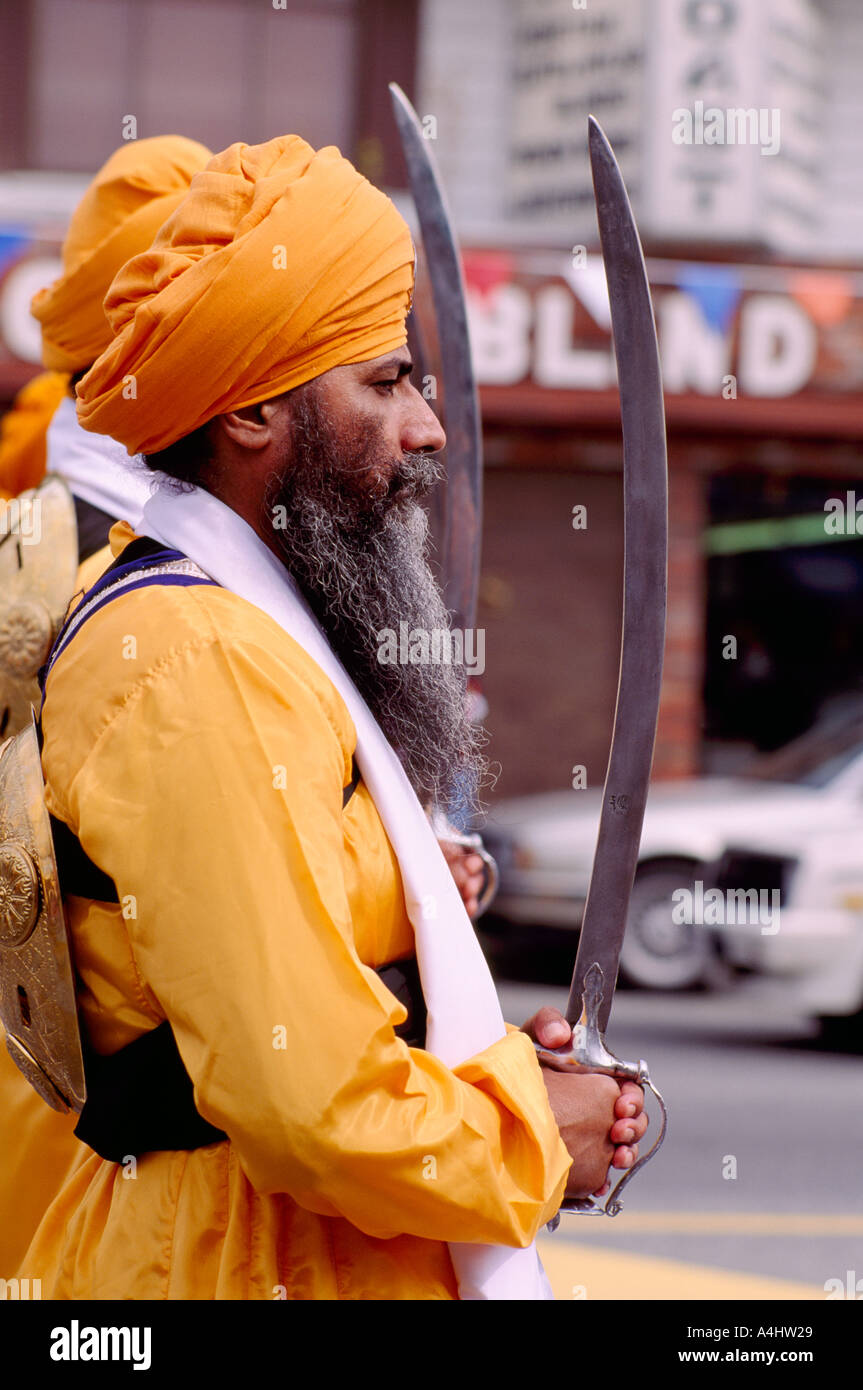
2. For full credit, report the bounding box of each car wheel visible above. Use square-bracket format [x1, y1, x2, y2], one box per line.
[619, 861, 714, 991]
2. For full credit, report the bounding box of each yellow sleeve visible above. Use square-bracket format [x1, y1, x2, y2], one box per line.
[56, 599, 570, 1246]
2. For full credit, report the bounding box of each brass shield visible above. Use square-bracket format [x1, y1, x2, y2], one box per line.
[0, 712, 85, 1111]
[0, 475, 79, 739]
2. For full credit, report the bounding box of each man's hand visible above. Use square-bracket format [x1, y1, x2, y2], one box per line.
[438, 837, 486, 919]
[522, 1007, 648, 1199]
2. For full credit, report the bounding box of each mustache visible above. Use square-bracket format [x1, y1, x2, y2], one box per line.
[385, 450, 444, 499]
[348, 449, 444, 513]
[327, 449, 444, 542]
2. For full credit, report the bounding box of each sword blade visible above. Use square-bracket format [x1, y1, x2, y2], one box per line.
[405, 261, 447, 563]
[565, 117, 668, 1032]
[389, 82, 483, 633]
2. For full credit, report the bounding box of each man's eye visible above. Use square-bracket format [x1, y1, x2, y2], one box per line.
[374, 378, 400, 393]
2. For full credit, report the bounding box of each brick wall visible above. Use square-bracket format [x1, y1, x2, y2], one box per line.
[479, 450, 704, 804]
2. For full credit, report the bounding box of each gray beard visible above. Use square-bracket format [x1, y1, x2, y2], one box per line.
[263, 388, 487, 813]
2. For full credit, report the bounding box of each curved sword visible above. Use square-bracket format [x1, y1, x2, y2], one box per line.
[536, 116, 669, 1218]
[388, 82, 482, 637]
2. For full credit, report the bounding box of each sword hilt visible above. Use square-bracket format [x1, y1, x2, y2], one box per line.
[534, 962, 668, 1222]
[430, 809, 500, 918]
[540, 1070, 667, 1224]
[447, 831, 499, 917]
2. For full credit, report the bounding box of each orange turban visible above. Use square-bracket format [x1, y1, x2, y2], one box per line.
[31, 135, 212, 374]
[75, 136, 415, 455]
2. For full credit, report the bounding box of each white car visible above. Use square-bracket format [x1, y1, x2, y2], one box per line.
[480, 710, 863, 1015]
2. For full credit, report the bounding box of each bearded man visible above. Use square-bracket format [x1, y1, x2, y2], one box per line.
[19, 136, 646, 1300]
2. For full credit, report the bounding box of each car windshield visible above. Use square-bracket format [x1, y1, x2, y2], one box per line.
[743, 718, 863, 789]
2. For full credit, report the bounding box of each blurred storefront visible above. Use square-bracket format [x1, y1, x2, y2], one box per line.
[413, 0, 863, 796]
[462, 248, 863, 796]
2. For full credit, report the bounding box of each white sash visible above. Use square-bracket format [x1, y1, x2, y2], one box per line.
[47, 397, 153, 525]
[141, 484, 553, 1301]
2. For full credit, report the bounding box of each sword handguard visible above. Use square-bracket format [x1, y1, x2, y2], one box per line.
[430, 808, 500, 918]
[534, 963, 668, 1222]
[444, 830, 499, 918]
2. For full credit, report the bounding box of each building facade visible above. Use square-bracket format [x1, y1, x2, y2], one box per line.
[2, 0, 862, 799]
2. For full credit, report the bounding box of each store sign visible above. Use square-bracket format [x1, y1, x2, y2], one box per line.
[463, 250, 857, 401]
[0, 229, 61, 373]
[643, 0, 821, 253]
[509, 0, 644, 224]
[0, 233, 855, 407]
[0, 254, 61, 363]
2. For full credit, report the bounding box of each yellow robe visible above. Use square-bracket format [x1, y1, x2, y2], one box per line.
[0, 1050, 79, 1275]
[19, 525, 569, 1299]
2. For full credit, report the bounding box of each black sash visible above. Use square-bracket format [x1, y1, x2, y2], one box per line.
[73, 958, 427, 1164]
[73, 495, 116, 563]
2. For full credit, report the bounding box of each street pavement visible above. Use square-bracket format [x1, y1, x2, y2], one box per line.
[494, 967, 863, 1301]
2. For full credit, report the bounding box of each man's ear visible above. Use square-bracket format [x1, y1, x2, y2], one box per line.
[214, 401, 280, 452]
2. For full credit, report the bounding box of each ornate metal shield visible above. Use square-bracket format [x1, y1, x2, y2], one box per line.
[0, 712, 85, 1112]
[0, 475, 79, 739]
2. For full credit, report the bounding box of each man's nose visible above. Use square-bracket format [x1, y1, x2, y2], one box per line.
[401, 386, 446, 454]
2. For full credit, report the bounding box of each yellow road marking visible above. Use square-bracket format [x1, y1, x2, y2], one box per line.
[553, 1212, 863, 1236]
[537, 1239, 824, 1301]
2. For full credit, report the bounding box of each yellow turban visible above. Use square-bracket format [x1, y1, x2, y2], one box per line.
[31, 135, 212, 374]
[75, 136, 415, 455]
